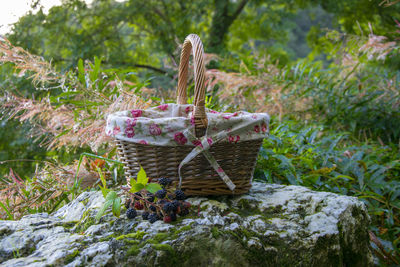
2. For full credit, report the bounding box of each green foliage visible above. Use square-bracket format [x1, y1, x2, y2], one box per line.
[280, 59, 400, 142]
[129, 167, 162, 194]
[2, 0, 400, 264]
[95, 189, 120, 221]
[255, 118, 400, 262]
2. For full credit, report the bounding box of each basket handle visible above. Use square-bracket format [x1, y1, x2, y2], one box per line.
[177, 34, 208, 133]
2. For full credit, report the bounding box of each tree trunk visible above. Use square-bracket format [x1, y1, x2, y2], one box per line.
[207, 0, 248, 54]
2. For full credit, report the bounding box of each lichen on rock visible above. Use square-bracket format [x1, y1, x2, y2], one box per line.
[0, 182, 373, 266]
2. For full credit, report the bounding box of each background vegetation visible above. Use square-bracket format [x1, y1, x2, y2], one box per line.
[1, 0, 399, 265]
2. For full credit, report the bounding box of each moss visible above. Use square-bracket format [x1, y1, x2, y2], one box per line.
[240, 227, 256, 239]
[126, 246, 140, 257]
[170, 222, 194, 239]
[61, 222, 76, 230]
[116, 231, 146, 241]
[237, 198, 252, 210]
[175, 223, 193, 234]
[144, 233, 169, 245]
[28, 245, 36, 255]
[152, 244, 174, 254]
[73, 209, 96, 233]
[75, 217, 96, 233]
[224, 230, 242, 243]
[151, 244, 179, 265]
[98, 235, 112, 242]
[124, 239, 140, 245]
[211, 226, 222, 239]
[153, 233, 169, 243]
[64, 249, 80, 264]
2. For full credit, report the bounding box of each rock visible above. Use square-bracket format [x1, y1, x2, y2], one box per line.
[0, 182, 373, 267]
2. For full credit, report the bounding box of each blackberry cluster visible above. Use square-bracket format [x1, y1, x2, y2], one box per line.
[125, 177, 191, 223]
[126, 208, 137, 219]
[158, 177, 172, 188]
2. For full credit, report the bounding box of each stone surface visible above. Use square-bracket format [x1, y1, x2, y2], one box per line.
[0, 182, 373, 266]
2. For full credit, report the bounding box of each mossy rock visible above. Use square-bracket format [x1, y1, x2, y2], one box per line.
[0, 183, 373, 266]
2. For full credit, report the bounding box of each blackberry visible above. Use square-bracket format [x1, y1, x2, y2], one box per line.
[174, 190, 186, 200]
[124, 198, 131, 209]
[179, 208, 190, 216]
[134, 202, 144, 210]
[157, 199, 168, 205]
[171, 200, 180, 212]
[146, 193, 155, 202]
[163, 215, 172, 223]
[162, 202, 174, 213]
[126, 208, 137, 219]
[182, 201, 191, 209]
[155, 189, 167, 199]
[158, 177, 172, 188]
[148, 213, 160, 223]
[170, 213, 177, 221]
[142, 212, 149, 220]
[134, 192, 141, 200]
[149, 205, 157, 212]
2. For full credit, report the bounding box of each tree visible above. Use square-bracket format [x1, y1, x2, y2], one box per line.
[207, 0, 249, 53]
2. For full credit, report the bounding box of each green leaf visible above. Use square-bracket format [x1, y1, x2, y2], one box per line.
[100, 186, 110, 198]
[130, 183, 144, 193]
[95, 199, 113, 221]
[137, 167, 148, 185]
[112, 197, 121, 217]
[130, 177, 137, 188]
[78, 58, 85, 84]
[145, 183, 162, 194]
[98, 168, 107, 188]
[105, 190, 118, 202]
[0, 202, 13, 220]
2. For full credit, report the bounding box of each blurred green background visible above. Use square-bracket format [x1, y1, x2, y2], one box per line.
[1, 0, 399, 176]
[1, 0, 400, 263]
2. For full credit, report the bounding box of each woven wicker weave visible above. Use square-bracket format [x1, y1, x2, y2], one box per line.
[115, 34, 264, 195]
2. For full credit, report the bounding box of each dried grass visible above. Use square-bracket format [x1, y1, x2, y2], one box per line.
[0, 37, 153, 152]
[0, 36, 60, 88]
[0, 167, 69, 220]
[205, 57, 285, 118]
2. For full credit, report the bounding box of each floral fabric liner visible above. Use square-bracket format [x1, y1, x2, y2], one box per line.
[106, 103, 269, 191]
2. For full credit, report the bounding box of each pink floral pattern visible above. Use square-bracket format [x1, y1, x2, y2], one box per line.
[223, 112, 238, 120]
[235, 135, 240, 143]
[191, 138, 213, 148]
[131, 109, 143, 118]
[149, 123, 162, 136]
[207, 138, 213, 146]
[228, 135, 240, 144]
[126, 118, 137, 127]
[113, 126, 121, 135]
[125, 126, 135, 138]
[138, 140, 148, 145]
[174, 132, 187, 145]
[185, 106, 192, 114]
[157, 104, 168, 111]
[192, 140, 202, 147]
[261, 123, 267, 133]
[106, 103, 269, 146]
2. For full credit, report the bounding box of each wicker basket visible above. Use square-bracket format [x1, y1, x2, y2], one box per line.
[114, 34, 266, 196]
